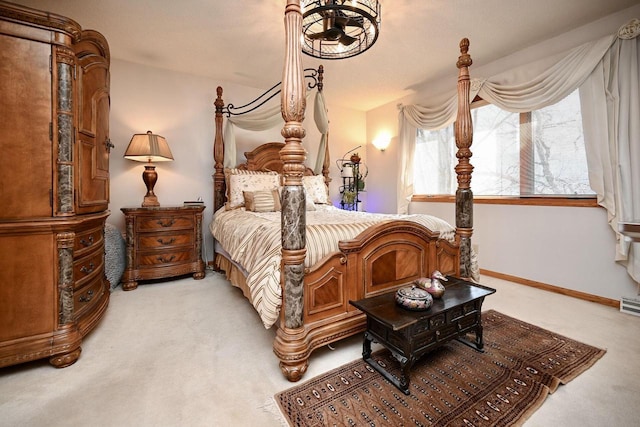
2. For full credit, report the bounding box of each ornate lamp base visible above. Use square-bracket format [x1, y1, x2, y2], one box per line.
[141, 164, 160, 207]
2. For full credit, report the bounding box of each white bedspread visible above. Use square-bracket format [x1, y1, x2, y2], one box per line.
[210, 205, 464, 329]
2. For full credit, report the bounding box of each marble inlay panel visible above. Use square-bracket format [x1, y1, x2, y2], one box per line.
[58, 164, 73, 213]
[281, 186, 306, 250]
[57, 63, 72, 112]
[57, 114, 73, 162]
[283, 263, 304, 329]
[57, 242, 74, 324]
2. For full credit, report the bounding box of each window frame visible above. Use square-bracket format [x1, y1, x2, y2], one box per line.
[412, 97, 597, 208]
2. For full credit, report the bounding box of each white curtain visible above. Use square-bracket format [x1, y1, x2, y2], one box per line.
[222, 91, 329, 171]
[396, 83, 480, 214]
[580, 19, 640, 282]
[397, 18, 639, 282]
[223, 103, 282, 168]
[313, 90, 330, 174]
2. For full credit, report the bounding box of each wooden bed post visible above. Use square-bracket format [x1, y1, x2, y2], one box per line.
[274, 0, 309, 382]
[454, 38, 474, 279]
[213, 87, 225, 212]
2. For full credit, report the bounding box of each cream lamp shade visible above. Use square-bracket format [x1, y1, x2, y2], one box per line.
[124, 130, 174, 163]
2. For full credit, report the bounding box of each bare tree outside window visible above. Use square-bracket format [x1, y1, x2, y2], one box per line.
[414, 90, 594, 197]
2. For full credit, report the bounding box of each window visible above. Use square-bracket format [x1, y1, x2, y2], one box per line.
[414, 90, 595, 198]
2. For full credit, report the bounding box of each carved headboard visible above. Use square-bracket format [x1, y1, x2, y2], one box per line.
[236, 142, 320, 177]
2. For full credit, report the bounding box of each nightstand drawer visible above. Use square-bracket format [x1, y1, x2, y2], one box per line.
[137, 215, 194, 232]
[138, 232, 193, 249]
[137, 250, 194, 266]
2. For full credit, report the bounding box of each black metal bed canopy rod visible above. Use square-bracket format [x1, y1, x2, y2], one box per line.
[221, 66, 323, 117]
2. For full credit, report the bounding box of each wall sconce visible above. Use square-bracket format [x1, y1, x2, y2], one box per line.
[124, 130, 174, 207]
[372, 133, 391, 151]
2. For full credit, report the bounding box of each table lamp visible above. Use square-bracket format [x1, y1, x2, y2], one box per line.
[124, 130, 174, 207]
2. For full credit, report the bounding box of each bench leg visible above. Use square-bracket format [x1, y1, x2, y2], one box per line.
[362, 332, 412, 395]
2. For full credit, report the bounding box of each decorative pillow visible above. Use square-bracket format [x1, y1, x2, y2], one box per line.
[302, 175, 329, 204]
[305, 190, 317, 211]
[244, 189, 281, 212]
[225, 168, 280, 209]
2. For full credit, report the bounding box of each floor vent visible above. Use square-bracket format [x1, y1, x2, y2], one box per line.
[620, 297, 640, 317]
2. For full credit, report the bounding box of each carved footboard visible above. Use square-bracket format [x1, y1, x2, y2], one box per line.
[274, 221, 460, 381]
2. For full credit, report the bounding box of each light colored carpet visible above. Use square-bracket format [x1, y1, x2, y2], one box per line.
[1, 271, 639, 426]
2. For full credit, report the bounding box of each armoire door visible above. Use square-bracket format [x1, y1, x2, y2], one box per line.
[0, 33, 53, 219]
[74, 32, 110, 215]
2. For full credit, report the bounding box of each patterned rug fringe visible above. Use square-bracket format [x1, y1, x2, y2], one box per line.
[262, 396, 290, 427]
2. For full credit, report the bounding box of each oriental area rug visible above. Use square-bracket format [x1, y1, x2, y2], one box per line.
[275, 310, 606, 427]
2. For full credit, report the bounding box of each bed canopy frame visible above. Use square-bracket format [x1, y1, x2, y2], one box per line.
[212, 0, 474, 382]
[213, 65, 329, 213]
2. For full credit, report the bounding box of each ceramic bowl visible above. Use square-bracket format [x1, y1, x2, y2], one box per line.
[395, 285, 434, 311]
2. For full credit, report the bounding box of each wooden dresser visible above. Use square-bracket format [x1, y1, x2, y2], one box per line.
[121, 206, 206, 290]
[0, 2, 111, 368]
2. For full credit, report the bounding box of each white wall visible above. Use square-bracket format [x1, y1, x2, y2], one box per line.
[108, 59, 365, 262]
[363, 5, 640, 300]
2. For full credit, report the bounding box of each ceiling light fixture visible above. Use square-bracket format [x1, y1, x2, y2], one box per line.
[301, 0, 381, 60]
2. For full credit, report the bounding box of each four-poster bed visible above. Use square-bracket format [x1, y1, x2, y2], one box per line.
[210, 1, 475, 382]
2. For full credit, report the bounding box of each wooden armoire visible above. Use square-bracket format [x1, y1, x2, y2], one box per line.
[0, 2, 111, 368]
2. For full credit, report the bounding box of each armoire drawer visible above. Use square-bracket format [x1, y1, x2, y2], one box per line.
[74, 225, 104, 254]
[74, 275, 106, 317]
[74, 245, 104, 289]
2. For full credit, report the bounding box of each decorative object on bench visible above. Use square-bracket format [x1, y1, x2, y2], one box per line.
[415, 269, 447, 298]
[395, 284, 433, 311]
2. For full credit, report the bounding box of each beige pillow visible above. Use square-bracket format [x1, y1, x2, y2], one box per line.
[302, 175, 329, 204]
[305, 189, 316, 211]
[224, 168, 280, 209]
[243, 189, 281, 212]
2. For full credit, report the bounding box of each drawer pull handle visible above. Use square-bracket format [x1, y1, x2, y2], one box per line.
[80, 262, 95, 274]
[80, 236, 94, 247]
[157, 219, 175, 227]
[157, 237, 176, 245]
[79, 290, 94, 303]
[157, 255, 176, 263]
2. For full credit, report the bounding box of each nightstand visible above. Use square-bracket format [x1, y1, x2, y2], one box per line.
[120, 206, 206, 290]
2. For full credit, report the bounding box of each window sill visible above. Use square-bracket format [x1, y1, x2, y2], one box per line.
[411, 195, 599, 207]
